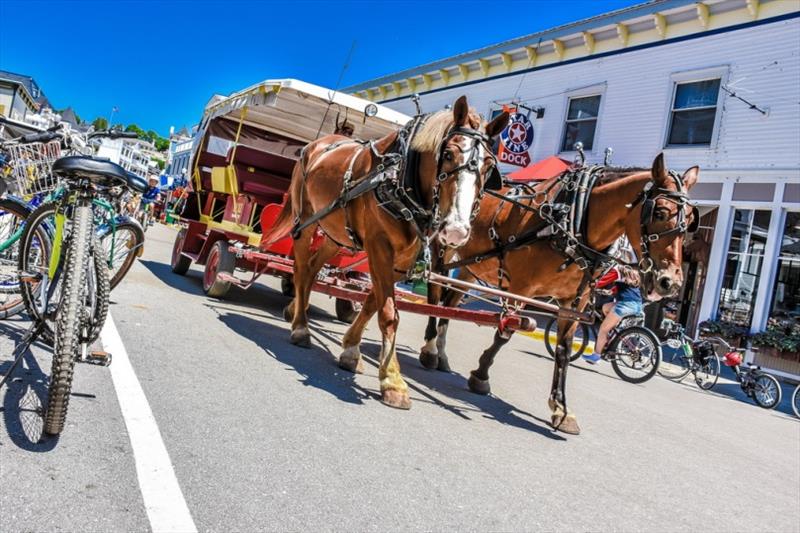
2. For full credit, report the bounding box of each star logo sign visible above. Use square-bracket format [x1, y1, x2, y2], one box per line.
[508, 123, 527, 144]
[500, 113, 533, 153]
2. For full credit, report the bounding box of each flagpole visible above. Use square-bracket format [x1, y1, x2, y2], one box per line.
[108, 106, 118, 129]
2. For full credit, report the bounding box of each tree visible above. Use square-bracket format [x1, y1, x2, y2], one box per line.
[92, 117, 108, 131]
[154, 137, 170, 152]
[125, 124, 144, 136]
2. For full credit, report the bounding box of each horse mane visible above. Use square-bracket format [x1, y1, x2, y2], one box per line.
[410, 108, 481, 154]
[596, 166, 650, 184]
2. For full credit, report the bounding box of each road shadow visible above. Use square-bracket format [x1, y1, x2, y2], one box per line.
[0, 321, 58, 450]
[212, 302, 563, 440]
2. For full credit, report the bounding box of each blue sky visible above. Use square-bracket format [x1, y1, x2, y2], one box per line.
[1, 0, 642, 136]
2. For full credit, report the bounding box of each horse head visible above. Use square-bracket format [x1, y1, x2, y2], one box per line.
[627, 153, 699, 300]
[414, 96, 508, 247]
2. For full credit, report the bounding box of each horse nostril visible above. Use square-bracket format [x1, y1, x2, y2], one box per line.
[658, 277, 672, 292]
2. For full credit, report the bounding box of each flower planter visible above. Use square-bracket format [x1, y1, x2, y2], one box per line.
[755, 346, 800, 363]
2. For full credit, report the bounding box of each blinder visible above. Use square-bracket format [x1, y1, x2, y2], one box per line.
[641, 198, 655, 225]
[485, 165, 503, 191]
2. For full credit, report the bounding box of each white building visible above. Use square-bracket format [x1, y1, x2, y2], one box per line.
[95, 137, 154, 178]
[345, 0, 800, 378]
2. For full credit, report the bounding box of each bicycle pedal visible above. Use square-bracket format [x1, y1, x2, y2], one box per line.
[82, 351, 112, 367]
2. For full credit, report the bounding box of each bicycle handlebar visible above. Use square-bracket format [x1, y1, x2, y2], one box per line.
[21, 131, 63, 144]
[89, 130, 139, 140]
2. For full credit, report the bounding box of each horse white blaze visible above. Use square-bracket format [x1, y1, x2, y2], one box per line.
[441, 141, 482, 246]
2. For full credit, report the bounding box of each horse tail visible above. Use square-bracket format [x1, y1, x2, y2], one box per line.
[260, 198, 295, 246]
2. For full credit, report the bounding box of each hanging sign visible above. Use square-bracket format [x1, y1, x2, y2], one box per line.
[497, 110, 533, 167]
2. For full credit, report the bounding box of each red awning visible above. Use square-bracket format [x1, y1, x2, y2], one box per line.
[507, 156, 572, 182]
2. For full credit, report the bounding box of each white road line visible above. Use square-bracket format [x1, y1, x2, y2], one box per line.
[102, 314, 198, 533]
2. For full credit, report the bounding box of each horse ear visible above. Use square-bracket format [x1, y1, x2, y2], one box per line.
[682, 166, 699, 190]
[485, 111, 509, 138]
[651, 152, 668, 185]
[453, 95, 469, 127]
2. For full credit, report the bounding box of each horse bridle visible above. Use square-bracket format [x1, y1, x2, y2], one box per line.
[429, 126, 501, 233]
[635, 170, 698, 273]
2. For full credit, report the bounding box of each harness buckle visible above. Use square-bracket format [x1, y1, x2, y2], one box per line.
[647, 233, 660, 242]
[399, 207, 414, 222]
[437, 172, 448, 183]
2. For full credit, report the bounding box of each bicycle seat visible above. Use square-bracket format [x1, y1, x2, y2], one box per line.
[125, 171, 147, 194]
[52, 156, 131, 189]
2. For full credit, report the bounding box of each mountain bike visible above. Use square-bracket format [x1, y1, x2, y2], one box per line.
[15, 154, 145, 435]
[657, 318, 721, 390]
[544, 308, 661, 384]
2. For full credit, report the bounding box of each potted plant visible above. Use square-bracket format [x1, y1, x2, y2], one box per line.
[750, 318, 800, 363]
[698, 319, 749, 348]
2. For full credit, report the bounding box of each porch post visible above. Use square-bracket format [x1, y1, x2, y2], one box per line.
[697, 180, 734, 323]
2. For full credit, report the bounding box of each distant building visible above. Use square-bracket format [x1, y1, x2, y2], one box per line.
[0, 70, 50, 121]
[95, 137, 155, 178]
[166, 125, 196, 187]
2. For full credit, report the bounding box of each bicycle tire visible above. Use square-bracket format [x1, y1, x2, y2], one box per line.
[791, 384, 800, 419]
[694, 351, 721, 391]
[752, 372, 782, 409]
[544, 317, 589, 362]
[45, 203, 92, 435]
[85, 236, 110, 345]
[609, 325, 661, 384]
[101, 219, 144, 290]
[0, 198, 40, 319]
[657, 343, 692, 381]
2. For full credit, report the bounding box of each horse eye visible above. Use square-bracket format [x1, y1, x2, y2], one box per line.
[654, 210, 668, 221]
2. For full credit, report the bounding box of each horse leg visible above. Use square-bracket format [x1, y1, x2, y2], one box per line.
[288, 229, 338, 347]
[467, 329, 514, 395]
[338, 290, 378, 374]
[369, 245, 410, 410]
[548, 294, 589, 435]
[283, 234, 338, 323]
[420, 268, 471, 371]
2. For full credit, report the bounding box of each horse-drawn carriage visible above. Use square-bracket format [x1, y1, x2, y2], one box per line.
[173, 78, 699, 434]
[171, 79, 535, 330]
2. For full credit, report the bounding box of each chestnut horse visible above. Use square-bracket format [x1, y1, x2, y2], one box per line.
[263, 96, 509, 409]
[419, 154, 698, 433]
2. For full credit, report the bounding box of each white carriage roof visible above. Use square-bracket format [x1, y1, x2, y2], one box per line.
[199, 78, 411, 143]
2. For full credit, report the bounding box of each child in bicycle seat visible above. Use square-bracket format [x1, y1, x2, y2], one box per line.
[583, 235, 643, 364]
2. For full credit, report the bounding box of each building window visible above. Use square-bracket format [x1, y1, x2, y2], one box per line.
[561, 95, 600, 152]
[769, 212, 800, 324]
[718, 209, 772, 329]
[667, 79, 720, 146]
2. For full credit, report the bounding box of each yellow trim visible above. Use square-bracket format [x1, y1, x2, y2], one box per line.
[653, 13, 667, 38]
[392, 81, 402, 95]
[458, 64, 470, 81]
[501, 52, 513, 71]
[422, 74, 433, 90]
[379, 86, 388, 99]
[407, 77, 417, 92]
[746, 0, 759, 18]
[582, 31, 595, 54]
[552, 39, 565, 60]
[525, 46, 538, 65]
[479, 59, 491, 77]
[439, 69, 451, 85]
[697, 2, 710, 28]
[205, 219, 261, 246]
[616, 23, 629, 46]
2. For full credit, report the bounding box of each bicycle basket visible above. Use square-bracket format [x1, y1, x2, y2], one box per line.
[7, 141, 62, 196]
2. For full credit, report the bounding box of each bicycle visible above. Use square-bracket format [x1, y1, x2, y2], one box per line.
[720, 347, 783, 410]
[657, 318, 721, 390]
[12, 154, 144, 435]
[544, 308, 661, 384]
[792, 383, 800, 418]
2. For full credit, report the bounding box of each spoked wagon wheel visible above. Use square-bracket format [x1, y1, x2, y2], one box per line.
[171, 228, 191, 275]
[203, 240, 235, 298]
[543, 317, 589, 361]
[335, 298, 361, 324]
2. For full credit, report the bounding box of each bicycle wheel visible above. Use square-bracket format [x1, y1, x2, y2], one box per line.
[752, 373, 782, 410]
[99, 219, 144, 290]
[84, 236, 110, 345]
[544, 317, 590, 361]
[608, 326, 661, 384]
[694, 351, 720, 391]
[0, 198, 43, 319]
[658, 343, 692, 381]
[45, 203, 93, 435]
[791, 384, 800, 419]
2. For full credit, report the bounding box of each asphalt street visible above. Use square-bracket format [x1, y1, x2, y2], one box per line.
[1, 223, 798, 532]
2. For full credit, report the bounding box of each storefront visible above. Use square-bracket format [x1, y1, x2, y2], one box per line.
[345, 0, 800, 378]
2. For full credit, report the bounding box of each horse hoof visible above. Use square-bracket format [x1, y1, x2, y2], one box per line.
[419, 348, 439, 370]
[437, 354, 452, 373]
[551, 413, 581, 435]
[381, 389, 411, 410]
[290, 328, 311, 348]
[283, 303, 294, 323]
[467, 371, 491, 395]
[338, 350, 364, 374]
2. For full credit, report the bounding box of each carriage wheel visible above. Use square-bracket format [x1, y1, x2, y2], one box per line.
[335, 298, 361, 324]
[203, 240, 235, 298]
[171, 228, 192, 275]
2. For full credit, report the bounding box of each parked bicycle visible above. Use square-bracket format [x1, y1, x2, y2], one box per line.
[720, 346, 783, 410]
[792, 383, 800, 418]
[544, 307, 661, 384]
[657, 317, 721, 390]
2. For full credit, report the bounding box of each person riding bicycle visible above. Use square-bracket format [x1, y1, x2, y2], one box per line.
[583, 235, 643, 364]
[139, 176, 160, 219]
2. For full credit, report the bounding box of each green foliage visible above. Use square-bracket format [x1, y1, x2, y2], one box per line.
[154, 158, 166, 170]
[751, 318, 800, 353]
[698, 319, 749, 339]
[92, 117, 108, 131]
[154, 137, 170, 152]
